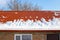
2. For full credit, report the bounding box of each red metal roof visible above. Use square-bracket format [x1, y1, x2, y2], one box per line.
[0, 11, 60, 23]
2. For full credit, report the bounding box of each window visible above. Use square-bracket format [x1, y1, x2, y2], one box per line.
[14, 34, 32, 40]
[47, 34, 59, 40]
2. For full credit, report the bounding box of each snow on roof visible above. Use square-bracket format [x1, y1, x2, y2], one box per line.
[0, 17, 60, 30]
[0, 11, 60, 30]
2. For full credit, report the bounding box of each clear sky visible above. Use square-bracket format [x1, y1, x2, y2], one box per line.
[0, 0, 60, 11]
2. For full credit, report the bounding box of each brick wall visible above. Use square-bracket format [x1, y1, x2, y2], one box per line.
[0, 32, 58, 40]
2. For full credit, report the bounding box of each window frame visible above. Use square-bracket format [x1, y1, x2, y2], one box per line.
[14, 34, 32, 40]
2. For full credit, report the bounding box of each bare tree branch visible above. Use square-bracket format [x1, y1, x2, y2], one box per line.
[8, 0, 41, 11]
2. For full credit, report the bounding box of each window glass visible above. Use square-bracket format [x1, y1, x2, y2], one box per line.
[22, 35, 31, 40]
[16, 36, 20, 40]
[14, 34, 32, 40]
[47, 34, 59, 40]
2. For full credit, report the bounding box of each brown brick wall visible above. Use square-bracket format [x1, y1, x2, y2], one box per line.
[0, 32, 58, 40]
[0, 32, 46, 40]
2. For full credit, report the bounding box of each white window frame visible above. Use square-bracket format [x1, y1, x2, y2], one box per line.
[14, 34, 32, 40]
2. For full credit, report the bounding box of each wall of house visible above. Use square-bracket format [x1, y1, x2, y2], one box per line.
[0, 31, 58, 40]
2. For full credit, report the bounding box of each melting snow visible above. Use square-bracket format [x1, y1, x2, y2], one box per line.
[0, 17, 60, 30]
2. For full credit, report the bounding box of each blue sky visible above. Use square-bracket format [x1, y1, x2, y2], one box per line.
[0, 0, 60, 11]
